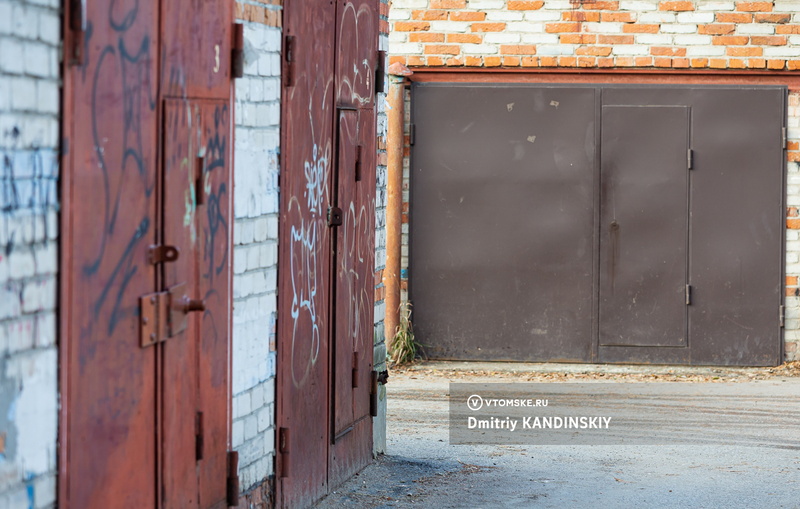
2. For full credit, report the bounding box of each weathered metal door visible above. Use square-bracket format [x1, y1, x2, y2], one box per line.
[277, 0, 378, 505]
[599, 105, 689, 347]
[62, 0, 233, 506]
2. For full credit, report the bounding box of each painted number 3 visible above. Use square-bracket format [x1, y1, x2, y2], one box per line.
[213, 44, 220, 73]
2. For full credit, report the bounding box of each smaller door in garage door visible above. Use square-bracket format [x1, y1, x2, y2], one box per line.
[599, 105, 690, 347]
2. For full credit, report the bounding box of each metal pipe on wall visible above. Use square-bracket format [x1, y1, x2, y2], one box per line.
[384, 63, 413, 353]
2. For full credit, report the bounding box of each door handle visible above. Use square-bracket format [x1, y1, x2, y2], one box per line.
[182, 298, 206, 313]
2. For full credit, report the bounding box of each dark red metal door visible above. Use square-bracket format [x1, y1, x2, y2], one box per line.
[599, 105, 689, 347]
[62, 1, 232, 507]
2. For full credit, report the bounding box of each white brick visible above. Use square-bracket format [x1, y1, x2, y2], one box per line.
[521, 33, 560, 43]
[429, 21, 470, 32]
[677, 12, 715, 23]
[388, 8, 411, 20]
[0, 2, 11, 35]
[523, 11, 562, 21]
[38, 11, 60, 46]
[390, 42, 423, 54]
[11, 4, 37, 39]
[635, 34, 675, 44]
[638, 12, 677, 22]
[612, 45, 650, 56]
[484, 33, 521, 43]
[536, 44, 575, 55]
[391, 0, 428, 8]
[777, 1, 800, 11]
[583, 22, 623, 33]
[505, 21, 545, 32]
[697, 1, 735, 10]
[24, 42, 51, 78]
[486, 11, 525, 21]
[0, 37, 24, 74]
[544, 0, 573, 8]
[660, 24, 698, 33]
[461, 43, 499, 54]
[674, 34, 713, 45]
[686, 45, 726, 56]
[389, 31, 408, 43]
[468, 0, 505, 8]
[10, 77, 36, 111]
[620, 1, 658, 10]
[737, 23, 775, 34]
[765, 46, 800, 57]
[232, 419, 245, 447]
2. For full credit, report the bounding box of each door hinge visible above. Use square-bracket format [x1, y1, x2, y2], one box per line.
[327, 206, 343, 227]
[195, 154, 206, 205]
[352, 352, 360, 388]
[370, 370, 378, 417]
[782, 127, 788, 150]
[375, 50, 387, 94]
[409, 124, 416, 146]
[355, 145, 363, 182]
[279, 427, 290, 478]
[687, 149, 693, 170]
[68, 0, 87, 66]
[139, 284, 206, 348]
[195, 412, 204, 461]
[780, 305, 785, 327]
[685, 284, 692, 306]
[232, 23, 244, 79]
[148, 245, 180, 265]
[284, 35, 296, 87]
[226, 451, 239, 506]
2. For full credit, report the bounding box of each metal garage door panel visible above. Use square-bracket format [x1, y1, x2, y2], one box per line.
[410, 84, 595, 361]
[688, 88, 784, 365]
[599, 105, 689, 347]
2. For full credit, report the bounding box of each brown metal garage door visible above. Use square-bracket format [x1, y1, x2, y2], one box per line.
[409, 83, 785, 366]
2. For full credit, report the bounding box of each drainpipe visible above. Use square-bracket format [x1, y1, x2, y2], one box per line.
[384, 62, 413, 353]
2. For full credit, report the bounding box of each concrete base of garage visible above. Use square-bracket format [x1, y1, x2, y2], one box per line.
[315, 362, 800, 508]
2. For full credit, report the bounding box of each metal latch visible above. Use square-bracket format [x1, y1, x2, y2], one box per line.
[375, 50, 387, 94]
[685, 284, 692, 306]
[284, 35, 296, 87]
[370, 370, 388, 417]
[328, 206, 343, 227]
[139, 283, 206, 347]
[279, 427, 290, 478]
[355, 145, 363, 182]
[352, 352, 359, 388]
[232, 23, 244, 79]
[226, 451, 239, 506]
[148, 245, 180, 265]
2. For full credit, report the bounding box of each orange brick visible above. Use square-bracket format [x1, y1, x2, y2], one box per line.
[712, 35, 749, 45]
[426, 56, 444, 65]
[768, 59, 786, 69]
[430, 0, 466, 7]
[690, 58, 709, 67]
[412, 9, 448, 20]
[560, 34, 597, 44]
[788, 59, 800, 70]
[727, 46, 762, 56]
[508, 0, 545, 9]
[634, 56, 654, 66]
[395, 21, 430, 31]
[546, 22, 582, 33]
[790, 142, 800, 151]
[736, 2, 773, 12]
[776, 25, 800, 34]
[578, 56, 596, 67]
[539, 56, 558, 66]
[563, 11, 600, 21]
[577, 45, 613, 56]
[502, 56, 521, 66]
[234, 2, 244, 19]
[672, 58, 690, 68]
[380, 19, 389, 33]
[709, 58, 727, 68]
[598, 57, 615, 67]
[389, 55, 407, 65]
[410, 32, 445, 42]
[484, 56, 502, 66]
[598, 35, 635, 44]
[602, 12, 635, 22]
[407, 55, 425, 66]
[583, 1, 620, 9]
[445, 57, 464, 66]
[651, 46, 686, 56]
[472, 22, 506, 32]
[716, 12, 752, 23]
[558, 56, 578, 66]
[788, 217, 800, 228]
[521, 56, 539, 67]
[465, 56, 483, 66]
[698, 24, 735, 35]
[424, 44, 460, 54]
[756, 13, 791, 23]
[654, 57, 672, 67]
[450, 11, 486, 21]
[751, 35, 787, 45]
[500, 44, 537, 54]
[728, 58, 746, 68]
[623, 23, 660, 33]
[787, 275, 799, 285]
[659, 1, 694, 11]
[447, 33, 483, 43]
[615, 56, 635, 66]
[380, 3, 390, 16]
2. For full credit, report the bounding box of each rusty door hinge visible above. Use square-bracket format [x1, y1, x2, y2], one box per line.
[226, 451, 239, 506]
[375, 50, 387, 94]
[687, 149, 694, 170]
[148, 245, 180, 265]
[780, 305, 785, 327]
[783, 127, 787, 150]
[139, 284, 206, 347]
[195, 412, 204, 461]
[685, 284, 692, 306]
[284, 35, 296, 87]
[352, 352, 360, 388]
[68, 0, 86, 66]
[195, 155, 206, 205]
[327, 206, 343, 227]
[355, 145, 363, 182]
[232, 23, 244, 79]
[409, 124, 416, 146]
[279, 427, 290, 478]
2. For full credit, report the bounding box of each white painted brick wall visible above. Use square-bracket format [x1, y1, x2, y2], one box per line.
[232, 20, 281, 491]
[0, 1, 60, 508]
